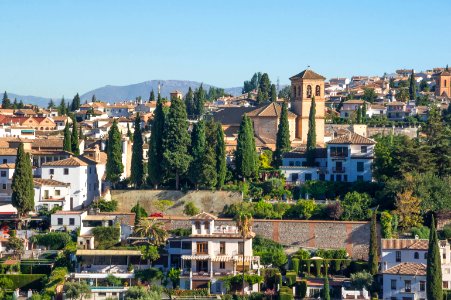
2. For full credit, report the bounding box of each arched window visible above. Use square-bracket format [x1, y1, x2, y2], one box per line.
[315, 85, 321, 96]
[204, 221, 210, 230]
[306, 85, 312, 98]
[414, 252, 419, 259]
[195, 222, 201, 230]
[293, 86, 297, 98]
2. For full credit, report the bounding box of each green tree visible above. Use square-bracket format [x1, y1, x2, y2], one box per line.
[235, 115, 258, 180]
[189, 121, 207, 188]
[64, 281, 91, 300]
[71, 118, 79, 155]
[235, 212, 253, 295]
[193, 84, 206, 118]
[380, 211, 393, 238]
[356, 106, 362, 124]
[425, 105, 450, 177]
[126, 122, 133, 142]
[11, 143, 34, 221]
[6, 235, 25, 256]
[201, 143, 218, 189]
[134, 218, 168, 246]
[48, 99, 55, 109]
[362, 88, 377, 103]
[106, 120, 124, 186]
[140, 244, 160, 266]
[278, 85, 291, 101]
[70, 93, 80, 111]
[167, 268, 181, 289]
[242, 72, 262, 94]
[270, 84, 277, 102]
[409, 70, 416, 100]
[148, 95, 166, 188]
[396, 88, 409, 102]
[149, 89, 155, 102]
[162, 97, 191, 190]
[185, 87, 195, 118]
[132, 201, 145, 227]
[273, 102, 291, 167]
[256, 88, 264, 104]
[18, 99, 24, 109]
[215, 123, 227, 189]
[350, 271, 373, 290]
[259, 73, 271, 100]
[58, 97, 67, 115]
[0, 277, 13, 299]
[427, 215, 443, 300]
[12, 98, 18, 109]
[341, 192, 371, 221]
[306, 96, 317, 166]
[131, 114, 144, 188]
[395, 190, 422, 230]
[2, 91, 11, 109]
[63, 122, 71, 152]
[323, 275, 330, 300]
[368, 209, 378, 275]
[183, 201, 200, 216]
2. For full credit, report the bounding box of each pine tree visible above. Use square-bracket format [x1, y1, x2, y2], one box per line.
[106, 120, 124, 186]
[148, 96, 166, 188]
[149, 89, 155, 102]
[270, 84, 277, 102]
[215, 123, 227, 189]
[259, 73, 271, 99]
[193, 84, 206, 118]
[131, 114, 144, 188]
[323, 275, 330, 300]
[91, 94, 97, 102]
[18, 100, 24, 109]
[235, 115, 258, 180]
[71, 93, 81, 111]
[189, 121, 206, 188]
[2, 91, 11, 109]
[306, 96, 317, 166]
[162, 97, 191, 190]
[58, 97, 66, 115]
[185, 87, 195, 118]
[409, 70, 416, 100]
[12, 98, 18, 109]
[48, 99, 55, 109]
[427, 215, 443, 300]
[368, 209, 379, 275]
[201, 142, 218, 189]
[11, 143, 34, 221]
[63, 122, 72, 152]
[71, 118, 79, 155]
[273, 102, 291, 167]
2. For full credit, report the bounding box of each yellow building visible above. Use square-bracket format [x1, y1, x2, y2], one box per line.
[435, 67, 451, 97]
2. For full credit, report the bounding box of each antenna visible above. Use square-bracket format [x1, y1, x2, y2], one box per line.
[277, 77, 280, 92]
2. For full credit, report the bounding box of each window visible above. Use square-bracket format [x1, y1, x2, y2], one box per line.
[304, 173, 312, 181]
[64, 168, 69, 175]
[319, 174, 325, 181]
[49, 169, 54, 175]
[195, 222, 201, 230]
[0, 171, 6, 177]
[414, 252, 419, 259]
[295, 161, 301, 166]
[420, 281, 425, 291]
[291, 173, 299, 182]
[424, 252, 428, 259]
[69, 218, 75, 225]
[404, 280, 411, 292]
[343, 175, 348, 182]
[220, 261, 225, 269]
[57, 218, 63, 225]
[330, 146, 348, 157]
[2, 184, 6, 190]
[315, 85, 321, 96]
[196, 242, 208, 254]
[204, 221, 210, 230]
[444, 281, 449, 289]
[357, 175, 364, 181]
[238, 242, 244, 255]
[220, 242, 226, 255]
[396, 251, 401, 262]
[182, 241, 192, 250]
[336, 174, 342, 182]
[293, 86, 296, 98]
[391, 279, 397, 290]
[2, 159, 6, 163]
[361, 146, 367, 153]
[330, 174, 334, 181]
[443, 252, 447, 260]
[55, 190, 61, 196]
[357, 162, 364, 172]
[289, 161, 294, 166]
[306, 85, 312, 98]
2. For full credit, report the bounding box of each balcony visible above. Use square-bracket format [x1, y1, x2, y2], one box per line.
[332, 167, 346, 173]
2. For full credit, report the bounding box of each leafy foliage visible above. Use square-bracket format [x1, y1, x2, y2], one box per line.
[30, 232, 72, 250]
[106, 120, 124, 185]
[11, 143, 34, 218]
[183, 201, 200, 216]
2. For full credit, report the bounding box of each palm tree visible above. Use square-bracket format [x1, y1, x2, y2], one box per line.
[235, 212, 253, 296]
[134, 218, 168, 246]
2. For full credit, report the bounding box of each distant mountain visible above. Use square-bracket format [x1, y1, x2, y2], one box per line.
[80, 80, 243, 103]
[0, 92, 51, 107]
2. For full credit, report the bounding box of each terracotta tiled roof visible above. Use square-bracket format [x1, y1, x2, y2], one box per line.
[290, 69, 326, 80]
[386, 101, 406, 106]
[246, 102, 297, 118]
[0, 163, 15, 169]
[33, 178, 70, 187]
[370, 104, 385, 109]
[381, 239, 429, 250]
[343, 100, 365, 104]
[32, 139, 63, 149]
[190, 212, 218, 220]
[327, 133, 375, 145]
[42, 157, 88, 167]
[53, 210, 85, 215]
[0, 148, 18, 155]
[383, 262, 426, 276]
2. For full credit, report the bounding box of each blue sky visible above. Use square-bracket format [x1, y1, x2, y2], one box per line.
[1, 0, 450, 98]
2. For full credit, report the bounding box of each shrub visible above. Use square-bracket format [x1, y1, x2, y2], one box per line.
[295, 280, 307, 298]
[279, 286, 293, 300]
[183, 201, 200, 216]
[30, 232, 72, 250]
[411, 226, 430, 239]
[44, 267, 67, 296]
[92, 198, 118, 212]
[285, 271, 296, 287]
[341, 192, 371, 221]
[169, 228, 191, 237]
[381, 211, 393, 238]
[350, 271, 373, 290]
[441, 224, 451, 239]
[92, 223, 120, 249]
[291, 258, 300, 275]
[0, 274, 46, 290]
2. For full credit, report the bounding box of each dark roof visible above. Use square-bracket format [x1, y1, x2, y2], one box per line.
[247, 102, 297, 118]
[283, 148, 327, 159]
[290, 69, 326, 80]
[211, 106, 259, 126]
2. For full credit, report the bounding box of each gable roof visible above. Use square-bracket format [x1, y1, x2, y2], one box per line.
[290, 69, 326, 80]
[33, 178, 70, 187]
[327, 132, 375, 145]
[211, 106, 258, 126]
[381, 239, 429, 250]
[383, 262, 426, 276]
[190, 212, 218, 220]
[246, 102, 297, 118]
[42, 157, 88, 167]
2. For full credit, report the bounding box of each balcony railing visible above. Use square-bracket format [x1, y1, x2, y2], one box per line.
[332, 167, 346, 173]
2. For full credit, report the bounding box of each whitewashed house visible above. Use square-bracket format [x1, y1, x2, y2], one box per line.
[33, 178, 71, 211]
[382, 262, 427, 300]
[0, 163, 15, 204]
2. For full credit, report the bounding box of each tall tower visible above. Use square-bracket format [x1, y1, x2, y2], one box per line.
[289, 69, 326, 146]
[435, 66, 451, 97]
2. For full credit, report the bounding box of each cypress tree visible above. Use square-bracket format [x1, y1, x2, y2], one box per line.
[148, 96, 165, 188]
[409, 70, 416, 100]
[134, 202, 142, 227]
[306, 96, 317, 166]
[149, 89, 155, 102]
[127, 123, 133, 142]
[185, 87, 195, 118]
[193, 84, 206, 118]
[63, 122, 72, 152]
[215, 123, 227, 189]
[2, 91, 11, 109]
[427, 215, 443, 300]
[162, 97, 191, 190]
[48, 99, 55, 109]
[270, 84, 277, 102]
[189, 121, 206, 188]
[11, 144, 34, 221]
[58, 97, 66, 115]
[235, 115, 258, 180]
[323, 275, 330, 300]
[131, 114, 144, 188]
[362, 102, 367, 122]
[259, 73, 271, 99]
[71, 93, 81, 111]
[106, 120, 124, 186]
[13, 98, 18, 109]
[71, 118, 79, 155]
[201, 142, 218, 189]
[79, 126, 84, 140]
[356, 106, 362, 124]
[18, 100, 24, 109]
[91, 94, 97, 102]
[256, 88, 264, 104]
[273, 102, 291, 167]
[368, 209, 379, 275]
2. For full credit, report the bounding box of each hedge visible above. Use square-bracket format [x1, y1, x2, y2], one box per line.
[20, 264, 52, 274]
[350, 261, 367, 274]
[285, 271, 296, 287]
[279, 286, 293, 300]
[295, 280, 307, 298]
[291, 258, 299, 275]
[0, 274, 46, 290]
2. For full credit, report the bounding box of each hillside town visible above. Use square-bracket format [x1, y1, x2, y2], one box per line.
[0, 65, 449, 300]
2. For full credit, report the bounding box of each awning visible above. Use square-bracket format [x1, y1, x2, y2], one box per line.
[76, 250, 141, 256]
[181, 255, 210, 260]
[233, 256, 259, 262]
[211, 256, 233, 262]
